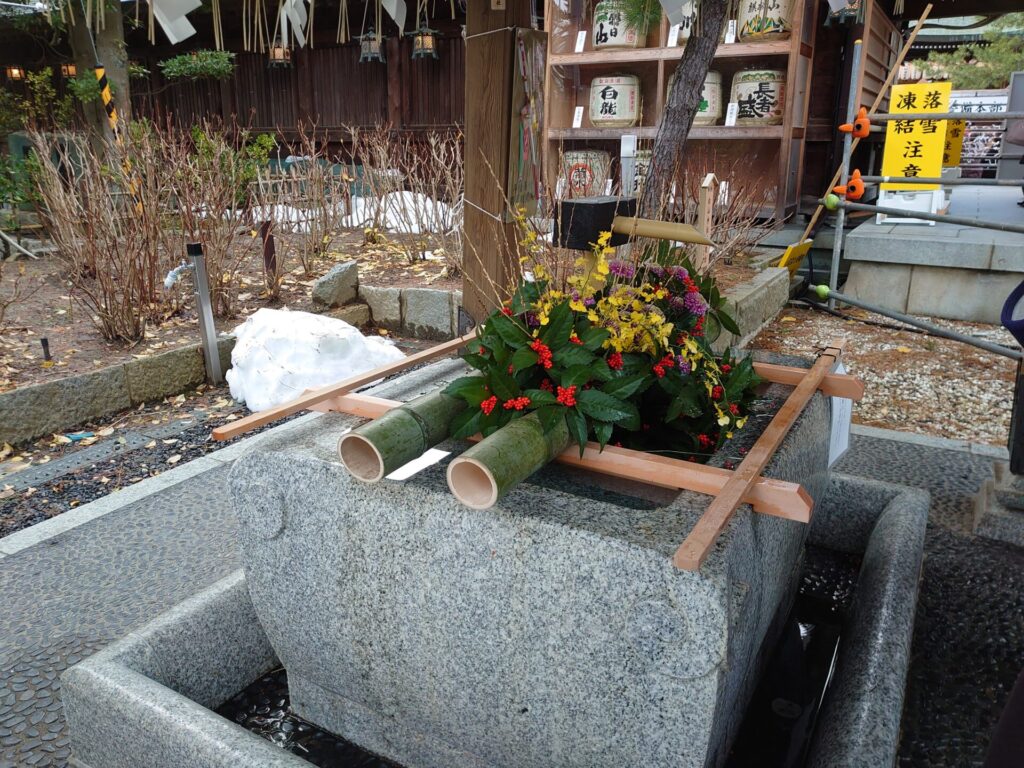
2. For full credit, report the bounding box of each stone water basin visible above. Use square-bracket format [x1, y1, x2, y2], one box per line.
[60, 359, 927, 767]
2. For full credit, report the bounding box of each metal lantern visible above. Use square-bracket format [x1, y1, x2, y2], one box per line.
[5, 65, 24, 81]
[411, 25, 438, 60]
[60, 63, 77, 78]
[359, 27, 386, 63]
[268, 43, 292, 67]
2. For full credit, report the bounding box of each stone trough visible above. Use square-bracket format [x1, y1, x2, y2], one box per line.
[61, 359, 928, 768]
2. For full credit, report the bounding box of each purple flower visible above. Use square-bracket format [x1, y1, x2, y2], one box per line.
[683, 291, 708, 317]
[525, 311, 540, 327]
[584, 296, 596, 307]
[643, 262, 666, 279]
[608, 260, 636, 279]
[677, 357, 692, 375]
[667, 265, 689, 282]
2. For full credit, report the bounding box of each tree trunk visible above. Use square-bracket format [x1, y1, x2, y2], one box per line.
[66, 0, 131, 148]
[639, 0, 728, 218]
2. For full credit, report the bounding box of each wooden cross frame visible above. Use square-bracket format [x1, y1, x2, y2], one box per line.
[213, 334, 860, 571]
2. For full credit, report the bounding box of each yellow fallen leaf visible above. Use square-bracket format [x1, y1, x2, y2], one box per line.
[167, 454, 181, 465]
[79, 436, 98, 446]
[780, 316, 797, 323]
[41, 360, 54, 368]
[0, 443, 11, 461]
[162, 438, 179, 445]
[144, 440, 157, 449]
[896, 346, 912, 353]
[97, 427, 115, 437]
[52, 433, 72, 445]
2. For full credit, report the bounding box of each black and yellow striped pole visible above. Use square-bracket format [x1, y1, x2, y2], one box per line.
[93, 63, 141, 209]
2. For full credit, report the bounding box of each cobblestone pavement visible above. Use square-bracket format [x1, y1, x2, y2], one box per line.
[837, 435, 1024, 768]
[0, 430, 1020, 767]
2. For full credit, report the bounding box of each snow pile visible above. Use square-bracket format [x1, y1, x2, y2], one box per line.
[226, 308, 405, 412]
[344, 192, 459, 235]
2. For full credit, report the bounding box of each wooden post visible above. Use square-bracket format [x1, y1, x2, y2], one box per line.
[462, 1, 532, 321]
[695, 173, 717, 273]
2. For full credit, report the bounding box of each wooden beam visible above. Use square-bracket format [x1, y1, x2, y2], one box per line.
[461, 1, 531, 321]
[673, 341, 847, 571]
[753, 362, 864, 401]
[211, 332, 475, 442]
[315, 392, 812, 522]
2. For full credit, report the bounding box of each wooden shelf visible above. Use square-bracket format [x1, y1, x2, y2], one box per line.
[548, 40, 792, 67]
[548, 125, 787, 140]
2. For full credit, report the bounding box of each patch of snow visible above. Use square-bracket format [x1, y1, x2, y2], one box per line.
[343, 192, 459, 235]
[226, 308, 405, 412]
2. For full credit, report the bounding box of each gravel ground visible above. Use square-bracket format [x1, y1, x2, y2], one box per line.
[752, 305, 1018, 446]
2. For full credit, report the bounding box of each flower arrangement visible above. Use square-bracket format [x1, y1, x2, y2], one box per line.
[443, 230, 762, 461]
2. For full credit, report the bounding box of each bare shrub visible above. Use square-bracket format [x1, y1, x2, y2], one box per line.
[31, 128, 181, 343]
[346, 125, 464, 276]
[0, 259, 41, 330]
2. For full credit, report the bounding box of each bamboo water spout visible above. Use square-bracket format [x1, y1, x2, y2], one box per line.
[338, 389, 466, 482]
[447, 412, 572, 509]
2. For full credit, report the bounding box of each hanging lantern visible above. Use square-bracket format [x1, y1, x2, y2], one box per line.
[411, 25, 439, 60]
[359, 27, 386, 63]
[60, 63, 77, 78]
[268, 43, 292, 67]
[5, 65, 24, 82]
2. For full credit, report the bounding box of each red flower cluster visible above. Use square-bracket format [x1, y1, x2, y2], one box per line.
[607, 351, 623, 370]
[698, 433, 713, 449]
[501, 306, 513, 316]
[729, 403, 740, 415]
[556, 385, 577, 407]
[693, 316, 705, 337]
[539, 378, 554, 392]
[683, 276, 700, 294]
[711, 385, 724, 400]
[503, 396, 531, 411]
[652, 354, 676, 378]
[569, 333, 583, 345]
[721, 363, 731, 373]
[530, 339, 553, 370]
[480, 395, 498, 415]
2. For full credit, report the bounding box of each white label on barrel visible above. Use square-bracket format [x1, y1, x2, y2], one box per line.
[668, 24, 680, 46]
[725, 19, 737, 43]
[604, 179, 613, 195]
[725, 102, 739, 126]
[829, 362, 852, 466]
[575, 30, 587, 52]
[573, 106, 584, 128]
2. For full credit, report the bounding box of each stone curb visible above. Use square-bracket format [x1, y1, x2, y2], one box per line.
[850, 423, 1009, 460]
[0, 412, 322, 560]
[0, 336, 236, 448]
[713, 266, 790, 354]
[359, 284, 463, 340]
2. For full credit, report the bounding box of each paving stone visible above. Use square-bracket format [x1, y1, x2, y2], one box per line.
[311, 261, 359, 308]
[401, 287, 455, 340]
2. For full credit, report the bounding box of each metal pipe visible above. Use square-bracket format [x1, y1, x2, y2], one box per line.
[821, 198, 1024, 235]
[870, 111, 1024, 121]
[829, 39, 862, 309]
[187, 243, 224, 384]
[809, 285, 1022, 360]
[860, 175, 1024, 186]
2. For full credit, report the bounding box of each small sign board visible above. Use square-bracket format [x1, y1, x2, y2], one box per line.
[828, 362, 852, 466]
[575, 31, 587, 52]
[667, 24, 680, 47]
[943, 119, 966, 166]
[880, 82, 951, 191]
[724, 20, 737, 44]
[724, 102, 739, 127]
[572, 106, 584, 129]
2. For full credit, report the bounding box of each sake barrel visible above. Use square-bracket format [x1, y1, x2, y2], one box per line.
[731, 69, 786, 125]
[738, 0, 795, 41]
[672, 0, 697, 44]
[694, 71, 723, 126]
[561, 150, 611, 198]
[590, 74, 641, 128]
[592, 0, 646, 49]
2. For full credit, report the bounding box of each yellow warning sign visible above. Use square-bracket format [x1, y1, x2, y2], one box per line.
[881, 82, 951, 191]
[943, 119, 966, 167]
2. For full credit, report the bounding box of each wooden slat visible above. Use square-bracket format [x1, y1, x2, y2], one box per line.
[673, 341, 846, 571]
[753, 362, 864, 400]
[314, 393, 812, 522]
[211, 332, 475, 442]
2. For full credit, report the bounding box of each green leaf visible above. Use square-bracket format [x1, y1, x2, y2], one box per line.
[488, 369, 519, 401]
[540, 301, 574, 348]
[461, 353, 489, 372]
[561, 365, 593, 389]
[579, 325, 610, 351]
[602, 372, 650, 400]
[510, 346, 539, 372]
[523, 389, 558, 406]
[554, 345, 595, 368]
[449, 408, 482, 440]
[565, 408, 588, 455]
[593, 421, 613, 449]
[716, 308, 740, 336]
[589, 358, 613, 382]
[666, 390, 702, 421]
[443, 375, 489, 405]
[535, 405, 563, 434]
[488, 312, 529, 348]
[576, 389, 633, 423]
